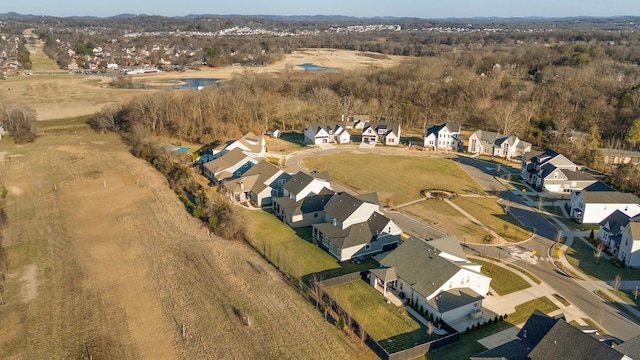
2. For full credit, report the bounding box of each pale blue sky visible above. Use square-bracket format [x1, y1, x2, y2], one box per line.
[7, 0, 640, 18]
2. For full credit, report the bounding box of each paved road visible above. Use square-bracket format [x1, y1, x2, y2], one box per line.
[467, 238, 640, 341]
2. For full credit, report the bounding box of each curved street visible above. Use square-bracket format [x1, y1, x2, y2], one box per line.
[276, 144, 640, 341]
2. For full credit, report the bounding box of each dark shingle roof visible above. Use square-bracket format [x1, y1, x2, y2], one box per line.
[370, 267, 397, 283]
[560, 169, 596, 182]
[378, 237, 463, 298]
[584, 181, 616, 192]
[600, 209, 631, 231]
[428, 236, 467, 260]
[426, 288, 484, 313]
[616, 334, 640, 359]
[283, 171, 330, 196]
[314, 211, 393, 249]
[583, 191, 640, 205]
[528, 321, 624, 360]
[324, 192, 378, 223]
[273, 189, 335, 217]
[203, 148, 249, 174]
[517, 310, 562, 346]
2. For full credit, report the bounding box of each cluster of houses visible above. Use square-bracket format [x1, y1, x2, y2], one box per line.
[199, 130, 494, 325]
[303, 117, 402, 146]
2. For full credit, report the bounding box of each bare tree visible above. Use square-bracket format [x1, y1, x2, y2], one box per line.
[633, 284, 640, 301]
[614, 274, 622, 296]
[427, 321, 434, 336]
[594, 242, 605, 265]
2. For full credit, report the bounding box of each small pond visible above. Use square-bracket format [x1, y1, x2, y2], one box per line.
[128, 78, 221, 90]
[296, 63, 338, 71]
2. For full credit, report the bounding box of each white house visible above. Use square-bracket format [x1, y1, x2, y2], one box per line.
[599, 210, 631, 256]
[280, 170, 332, 202]
[362, 122, 401, 146]
[468, 130, 531, 159]
[272, 188, 336, 228]
[424, 123, 461, 151]
[220, 160, 292, 207]
[569, 182, 640, 224]
[303, 123, 350, 145]
[371, 237, 491, 323]
[202, 148, 259, 184]
[617, 216, 640, 268]
[212, 132, 266, 159]
[0, 123, 5, 141]
[521, 148, 597, 193]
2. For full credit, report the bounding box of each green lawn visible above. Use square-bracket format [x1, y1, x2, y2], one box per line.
[505, 263, 542, 285]
[241, 209, 376, 279]
[301, 153, 484, 206]
[242, 209, 340, 278]
[505, 297, 559, 326]
[453, 197, 532, 242]
[325, 279, 439, 354]
[473, 259, 531, 295]
[426, 322, 513, 360]
[546, 206, 599, 231]
[565, 237, 640, 281]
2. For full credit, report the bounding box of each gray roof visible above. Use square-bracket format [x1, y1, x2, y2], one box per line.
[426, 288, 483, 313]
[314, 211, 393, 249]
[273, 188, 335, 217]
[427, 236, 467, 260]
[378, 237, 467, 298]
[203, 148, 250, 175]
[370, 267, 397, 283]
[236, 131, 264, 154]
[364, 122, 401, 136]
[515, 139, 532, 150]
[283, 171, 330, 196]
[528, 320, 624, 360]
[232, 160, 283, 193]
[426, 122, 461, 136]
[523, 150, 546, 162]
[324, 192, 378, 223]
[584, 181, 616, 192]
[600, 209, 631, 232]
[560, 169, 596, 182]
[582, 191, 640, 205]
[616, 334, 640, 359]
[307, 122, 345, 136]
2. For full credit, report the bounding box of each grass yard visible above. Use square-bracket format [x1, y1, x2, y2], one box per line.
[265, 132, 305, 153]
[566, 237, 640, 281]
[505, 297, 560, 326]
[242, 209, 341, 278]
[401, 200, 489, 244]
[426, 322, 513, 360]
[0, 131, 367, 359]
[325, 279, 439, 354]
[473, 259, 531, 295]
[302, 152, 483, 206]
[453, 197, 532, 242]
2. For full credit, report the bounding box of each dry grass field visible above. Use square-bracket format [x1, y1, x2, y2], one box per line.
[452, 197, 533, 242]
[0, 130, 372, 359]
[301, 152, 484, 206]
[2, 48, 405, 121]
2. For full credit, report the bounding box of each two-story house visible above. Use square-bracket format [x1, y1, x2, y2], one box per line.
[303, 123, 351, 145]
[521, 148, 597, 192]
[362, 122, 402, 146]
[617, 215, 640, 268]
[569, 181, 640, 224]
[371, 236, 491, 323]
[202, 148, 259, 184]
[220, 160, 292, 207]
[211, 131, 266, 159]
[272, 171, 333, 227]
[599, 210, 631, 256]
[467, 130, 531, 159]
[424, 123, 461, 151]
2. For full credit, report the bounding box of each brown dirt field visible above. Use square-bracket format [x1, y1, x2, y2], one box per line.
[0, 130, 372, 359]
[2, 48, 405, 121]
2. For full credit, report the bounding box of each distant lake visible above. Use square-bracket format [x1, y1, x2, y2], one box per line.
[128, 78, 221, 90]
[296, 63, 338, 71]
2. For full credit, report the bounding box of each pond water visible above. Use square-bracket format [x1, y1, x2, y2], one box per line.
[296, 63, 338, 71]
[128, 78, 221, 90]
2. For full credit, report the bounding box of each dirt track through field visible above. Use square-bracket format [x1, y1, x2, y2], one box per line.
[0, 131, 368, 359]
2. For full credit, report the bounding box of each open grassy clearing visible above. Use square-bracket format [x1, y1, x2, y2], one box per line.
[453, 197, 532, 242]
[505, 297, 560, 326]
[472, 259, 531, 295]
[566, 237, 640, 281]
[301, 152, 484, 206]
[265, 132, 305, 153]
[325, 279, 438, 354]
[401, 200, 489, 244]
[0, 131, 369, 359]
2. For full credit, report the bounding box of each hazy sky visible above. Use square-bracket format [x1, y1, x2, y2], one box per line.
[7, 0, 640, 18]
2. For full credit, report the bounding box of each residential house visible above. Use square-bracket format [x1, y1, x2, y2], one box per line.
[617, 215, 640, 268]
[220, 160, 291, 207]
[266, 128, 281, 138]
[472, 310, 628, 360]
[272, 188, 336, 228]
[211, 132, 266, 159]
[361, 122, 402, 146]
[467, 130, 531, 159]
[599, 210, 631, 256]
[202, 148, 258, 184]
[0, 123, 5, 141]
[600, 148, 640, 167]
[569, 181, 640, 224]
[521, 148, 597, 192]
[341, 115, 370, 130]
[280, 170, 332, 202]
[312, 192, 401, 261]
[424, 123, 461, 151]
[371, 237, 491, 323]
[303, 123, 350, 145]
